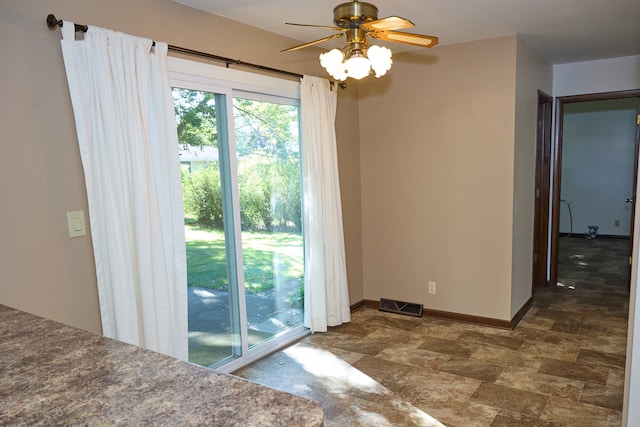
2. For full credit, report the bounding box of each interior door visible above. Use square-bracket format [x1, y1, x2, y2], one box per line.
[532, 91, 553, 288]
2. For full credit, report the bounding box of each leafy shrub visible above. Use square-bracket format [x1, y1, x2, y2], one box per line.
[182, 164, 223, 228]
[238, 161, 273, 231]
[182, 159, 302, 232]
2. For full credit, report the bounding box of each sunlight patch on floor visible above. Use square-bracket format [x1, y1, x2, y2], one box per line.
[285, 345, 381, 392]
[188, 331, 239, 346]
[193, 288, 216, 298]
[283, 345, 446, 426]
[556, 282, 576, 289]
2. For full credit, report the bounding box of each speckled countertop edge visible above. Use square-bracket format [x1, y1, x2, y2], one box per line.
[0, 304, 324, 426]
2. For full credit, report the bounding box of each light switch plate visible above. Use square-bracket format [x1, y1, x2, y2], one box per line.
[67, 211, 87, 238]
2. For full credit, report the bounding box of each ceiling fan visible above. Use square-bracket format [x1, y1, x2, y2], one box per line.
[282, 0, 439, 81]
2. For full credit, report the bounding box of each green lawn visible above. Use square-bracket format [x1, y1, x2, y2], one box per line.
[185, 224, 304, 294]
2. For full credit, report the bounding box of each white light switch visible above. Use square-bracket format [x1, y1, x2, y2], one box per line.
[67, 211, 87, 238]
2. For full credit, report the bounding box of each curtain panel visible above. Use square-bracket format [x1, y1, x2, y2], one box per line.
[60, 23, 187, 359]
[301, 75, 351, 332]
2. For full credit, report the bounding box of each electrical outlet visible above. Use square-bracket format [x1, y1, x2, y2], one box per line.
[428, 281, 436, 295]
[615, 219, 620, 227]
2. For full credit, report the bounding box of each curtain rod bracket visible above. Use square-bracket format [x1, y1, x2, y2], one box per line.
[47, 14, 88, 33]
[46, 14, 59, 29]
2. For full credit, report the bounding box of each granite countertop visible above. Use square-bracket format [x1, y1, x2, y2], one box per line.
[0, 304, 324, 426]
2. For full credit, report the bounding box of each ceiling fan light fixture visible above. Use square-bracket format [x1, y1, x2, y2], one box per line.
[319, 44, 392, 81]
[284, 1, 437, 81]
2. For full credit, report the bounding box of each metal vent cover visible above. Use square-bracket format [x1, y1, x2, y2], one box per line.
[379, 298, 423, 317]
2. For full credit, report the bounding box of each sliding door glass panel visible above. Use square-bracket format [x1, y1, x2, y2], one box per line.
[233, 96, 304, 348]
[173, 88, 242, 367]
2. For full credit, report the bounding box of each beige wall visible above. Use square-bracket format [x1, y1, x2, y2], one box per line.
[334, 85, 365, 305]
[358, 36, 523, 321]
[0, 0, 362, 332]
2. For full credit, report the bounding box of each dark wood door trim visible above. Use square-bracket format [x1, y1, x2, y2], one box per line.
[532, 90, 553, 288]
[550, 89, 640, 287]
[631, 98, 640, 289]
[550, 97, 564, 287]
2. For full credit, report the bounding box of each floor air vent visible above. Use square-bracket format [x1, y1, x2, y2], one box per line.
[379, 298, 423, 317]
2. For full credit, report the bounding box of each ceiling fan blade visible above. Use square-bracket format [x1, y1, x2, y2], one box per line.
[281, 33, 345, 52]
[371, 30, 439, 48]
[361, 16, 414, 31]
[285, 22, 345, 31]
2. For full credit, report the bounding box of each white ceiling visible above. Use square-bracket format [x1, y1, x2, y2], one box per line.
[174, 0, 640, 64]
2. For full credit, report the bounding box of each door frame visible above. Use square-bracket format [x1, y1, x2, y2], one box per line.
[549, 89, 640, 287]
[532, 90, 553, 288]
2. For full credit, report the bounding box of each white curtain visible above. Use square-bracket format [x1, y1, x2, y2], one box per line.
[60, 23, 187, 359]
[301, 75, 351, 332]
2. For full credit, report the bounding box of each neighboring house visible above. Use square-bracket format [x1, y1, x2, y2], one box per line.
[179, 145, 219, 172]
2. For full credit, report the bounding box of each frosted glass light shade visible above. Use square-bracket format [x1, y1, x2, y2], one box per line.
[343, 56, 371, 80]
[367, 45, 393, 78]
[319, 49, 344, 76]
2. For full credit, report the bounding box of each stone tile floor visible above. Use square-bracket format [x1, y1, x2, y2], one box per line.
[234, 237, 629, 426]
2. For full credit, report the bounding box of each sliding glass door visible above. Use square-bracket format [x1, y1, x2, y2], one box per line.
[233, 96, 304, 351]
[170, 63, 306, 372]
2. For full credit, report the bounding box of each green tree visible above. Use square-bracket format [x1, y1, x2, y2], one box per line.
[234, 98, 302, 231]
[234, 98, 300, 161]
[173, 88, 217, 148]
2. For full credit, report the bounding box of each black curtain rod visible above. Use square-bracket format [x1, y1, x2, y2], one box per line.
[45, 14, 310, 81]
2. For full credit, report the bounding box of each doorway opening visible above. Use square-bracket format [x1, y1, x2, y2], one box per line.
[550, 90, 640, 289]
